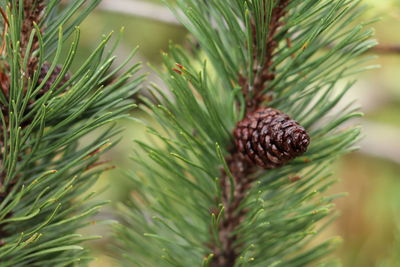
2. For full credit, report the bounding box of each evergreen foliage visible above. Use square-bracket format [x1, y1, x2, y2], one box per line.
[115, 0, 375, 266]
[0, 0, 142, 265]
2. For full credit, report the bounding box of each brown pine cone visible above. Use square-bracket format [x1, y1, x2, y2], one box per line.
[234, 107, 310, 169]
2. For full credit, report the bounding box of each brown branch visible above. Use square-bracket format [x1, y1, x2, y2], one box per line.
[210, 153, 255, 266]
[0, 7, 10, 97]
[244, 0, 290, 111]
[371, 44, 400, 54]
[210, 1, 291, 266]
[20, 1, 45, 50]
[0, 7, 9, 56]
[19, 0, 46, 76]
[324, 42, 400, 55]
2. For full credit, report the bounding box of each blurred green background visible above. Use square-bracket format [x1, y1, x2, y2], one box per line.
[69, 0, 400, 266]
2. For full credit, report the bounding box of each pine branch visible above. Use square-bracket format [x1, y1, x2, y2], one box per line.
[371, 44, 400, 54]
[210, 153, 254, 266]
[0, 0, 142, 265]
[115, 0, 375, 266]
[243, 0, 290, 110]
[212, 3, 291, 265]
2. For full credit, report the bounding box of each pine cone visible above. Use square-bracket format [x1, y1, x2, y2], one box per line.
[234, 107, 310, 169]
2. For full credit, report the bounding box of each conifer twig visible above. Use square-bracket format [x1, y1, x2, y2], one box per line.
[1, 0, 142, 262]
[0, 0, 47, 245]
[114, 1, 374, 265]
[371, 44, 400, 54]
[239, 1, 290, 111]
[212, 1, 290, 266]
[251, 0, 290, 110]
[325, 43, 400, 55]
[211, 154, 255, 266]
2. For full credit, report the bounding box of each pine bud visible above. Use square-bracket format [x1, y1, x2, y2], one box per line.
[233, 107, 310, 169]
